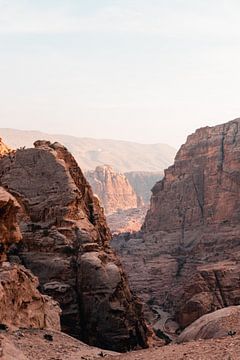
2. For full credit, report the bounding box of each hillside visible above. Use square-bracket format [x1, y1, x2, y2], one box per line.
[0, 128, 176, 172]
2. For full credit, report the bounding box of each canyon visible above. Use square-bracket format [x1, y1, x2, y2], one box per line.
[112, 118, 240, 338]
[1, 119, 240, 358]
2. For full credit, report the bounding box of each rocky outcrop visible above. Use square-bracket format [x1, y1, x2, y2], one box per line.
[0, 263, 61, 331]
[0, 186, 61, 332]
[86, 165, 142, 215]
[0, 187, 22, 261]
[178, 306, 240, 343]
[112, 118, 240, 332]
[0, 138, 10, 157]
[125, 172, 163, 204]
[0, 140, 148, 352]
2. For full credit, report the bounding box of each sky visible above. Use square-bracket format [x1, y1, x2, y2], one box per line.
[1, 0, 240, 148]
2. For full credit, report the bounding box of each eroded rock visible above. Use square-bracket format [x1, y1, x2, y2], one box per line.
[0, 140, 148, 351]
[112, 118, 240, 331]
[86, 165, 142, 215]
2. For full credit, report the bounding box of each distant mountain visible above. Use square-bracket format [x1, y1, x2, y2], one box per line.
[125, 171, 163, 204]
[0, 128, 176, 172]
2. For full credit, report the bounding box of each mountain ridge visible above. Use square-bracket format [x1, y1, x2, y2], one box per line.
[0, 128, 176, 172]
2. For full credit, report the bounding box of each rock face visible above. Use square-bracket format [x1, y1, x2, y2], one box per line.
[0, 187, 22, 261]
[0, 263, 61, 331]
[0, 186, 61, 332]
[112, 119, 240, 332]
[107, 207, 148, 235]
[86, 165, 141, 215]
[0, 140, 148, 352]
[0, 138, 10, 157]
[125, 172, 163, 204]
[178, 306, 240, 343]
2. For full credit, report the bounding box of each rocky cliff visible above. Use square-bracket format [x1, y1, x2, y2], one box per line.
[0, 140, 148, 352]
[86, 165, 142, 214]
[112, 118, 240, 333]
[0, 186, 61, 331]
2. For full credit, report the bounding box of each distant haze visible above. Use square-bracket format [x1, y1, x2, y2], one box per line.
[0, 128, 176, 172]
[1, 1, 240, 148]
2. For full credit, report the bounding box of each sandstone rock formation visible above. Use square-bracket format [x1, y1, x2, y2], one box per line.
[0, 138, 10, 157]
[125, 171, 163, 204]
[0, 185, 61, 332]
[0, 140, 148, 352]
[112, 118, 240, 333]
[0, 263, 61, 331]
[86, 165, 142, 215]
[0, 187, 22, 261]
[178, 306, 240, 343]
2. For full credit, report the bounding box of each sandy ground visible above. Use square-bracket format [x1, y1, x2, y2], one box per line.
[97, 335, 240, 360]
[1, 328, 240, 360]
[0, 329, 117, 360]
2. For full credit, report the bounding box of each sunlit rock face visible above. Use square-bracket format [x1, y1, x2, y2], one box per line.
[0, 140, 148, 352]
[0, 138, 11, 157]
[86, 165, 142, 215]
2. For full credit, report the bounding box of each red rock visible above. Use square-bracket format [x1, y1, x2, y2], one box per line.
[0, 140, 148, 352]
[112, 118, 240, 332]
[0, 186, 61, 332]
[178, 306, 240, 342]
[86, 165, 142, 215]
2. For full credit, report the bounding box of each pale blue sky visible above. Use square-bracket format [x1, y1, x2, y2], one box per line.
[1, 0, 240, 147]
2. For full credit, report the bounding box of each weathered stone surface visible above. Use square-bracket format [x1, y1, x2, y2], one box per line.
[0, 263, 61, 331]
[107, 207, 148, 235]
[0, 187, 61, 332]
[86, 165, 142, 215]
[112, 118, 240, 332]
[0, 187, 22, 261]
[178, 306, 240, 342]
[0, 140, 148, 351]
[0, 138, 10, 157]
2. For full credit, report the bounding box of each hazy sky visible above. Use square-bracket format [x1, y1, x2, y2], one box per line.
[1, 0, 240, 148]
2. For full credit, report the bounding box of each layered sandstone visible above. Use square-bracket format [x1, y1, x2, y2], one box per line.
[112, 118, 240, 332]
[0, 140, 148, 351]
[86, 165, 141, 214]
